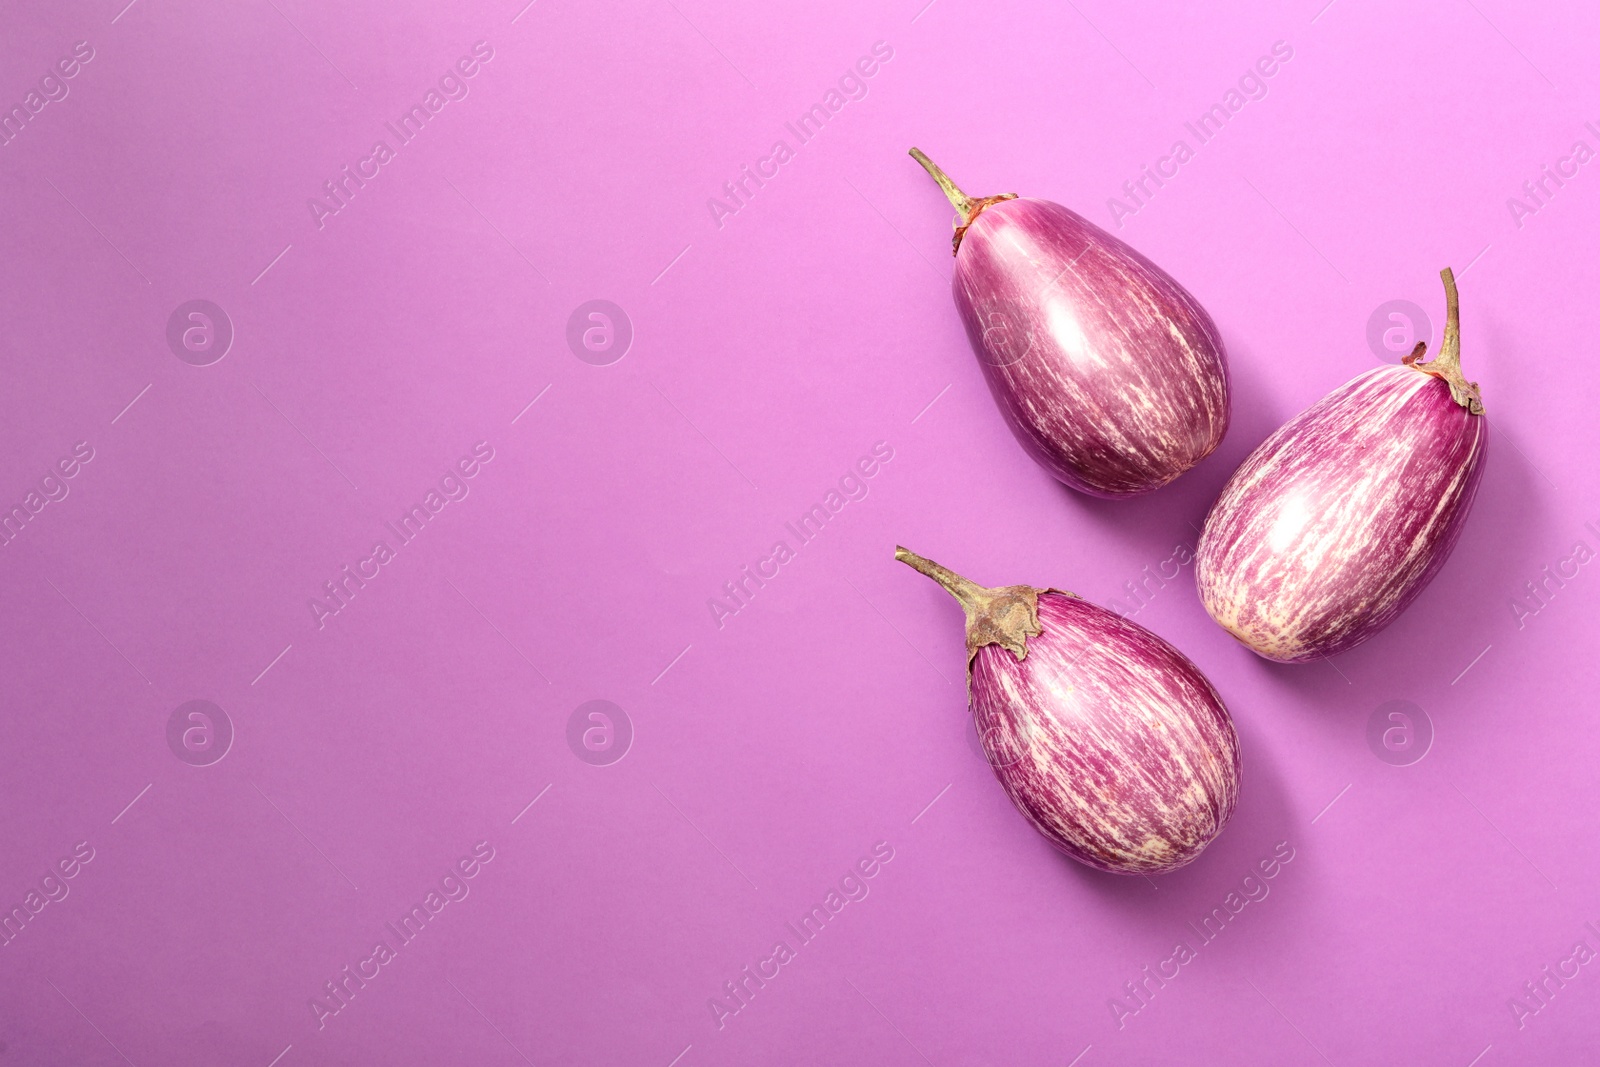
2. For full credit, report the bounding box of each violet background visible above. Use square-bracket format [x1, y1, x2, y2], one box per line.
[1, 0, 1595, 1063]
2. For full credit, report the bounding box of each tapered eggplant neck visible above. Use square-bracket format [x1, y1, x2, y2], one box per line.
[1402, 267, 1485, 415]
[895, 546, 1041, 663]
[908, 148, 1018, 256]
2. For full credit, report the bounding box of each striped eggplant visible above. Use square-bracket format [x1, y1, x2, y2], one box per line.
[909, 148, 1229, 497]
[1196, 268, 1488, 663]
[895, 547, 1240, 875]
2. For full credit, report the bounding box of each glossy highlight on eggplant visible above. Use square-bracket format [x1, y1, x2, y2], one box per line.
[910, 148, 1230, 497]
[1196, 268, 1488, 663]
[896, 547, 1240, 875]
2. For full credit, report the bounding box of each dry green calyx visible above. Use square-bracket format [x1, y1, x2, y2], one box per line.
[894, 546, 1044, 667]
[1402, 266, 1485, 415]
[908, 148, 1018, 256]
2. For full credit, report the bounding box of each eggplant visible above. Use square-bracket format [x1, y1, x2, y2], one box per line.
[911, 148, 1230, 497]
[1196, 268, 1488, 662]
[896, 547, 1240, 874]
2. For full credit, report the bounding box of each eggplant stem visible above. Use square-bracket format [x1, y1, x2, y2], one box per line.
[1402, 267, 1485, 415]
[908, 148, 979, 218]
[894, 546, 1042, 665]
[907, 147, 1019, 255]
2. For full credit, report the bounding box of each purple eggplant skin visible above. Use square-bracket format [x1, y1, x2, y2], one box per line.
[896, 547, 1240, 875]
[1196, 268, 1488, 663]
[910, 148, 1230, 498]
